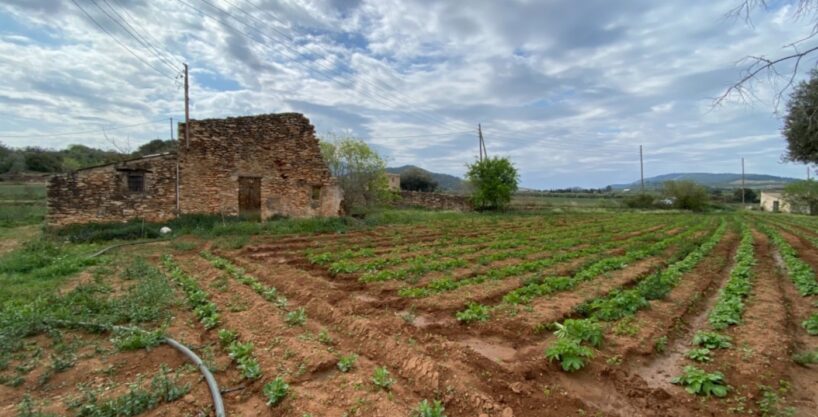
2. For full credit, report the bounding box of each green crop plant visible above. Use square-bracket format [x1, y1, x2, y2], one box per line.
[544, 338, 594, 372]
[337, 354, 358, 372]
[111, 327, 165, 351]
[371, 366, 395, 391]
[552, 319, 603, 347]
[692, 331, 732, 349]
[227, 340, 262, 380]
[285, 308, 307, 326]
[455, 302, 491, 323]
[263, 377, 289, 406]
[218, 329, 238, 347]
[686, 348, 713, 363]
[162, 255, 221, 330]
[201, 252, 288, 307]
[671, 365, 729, 397]
[802, 313, 818, 335]
[412, 399, 446, 417]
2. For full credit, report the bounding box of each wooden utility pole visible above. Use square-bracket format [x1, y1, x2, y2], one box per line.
[184, 63, 190, 149]
[639, 145, 644, 192]
[170, 117, 174, 140]
[478, 123, 484, 162]
[741, 157, 745, 205]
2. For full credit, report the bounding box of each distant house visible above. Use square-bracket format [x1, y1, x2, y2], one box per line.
[47, 113, 343, 226]
[386, 173, 401, 191]
[759, 190, 811, 214]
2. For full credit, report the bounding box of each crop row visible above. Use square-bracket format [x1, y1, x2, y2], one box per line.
[499, 218, 716, 305]
[758, 223, 818, 338]
[304, 216, 577, 264]
[404, 222, 678, 300]
[708, 222, 754, 330]
[312, 214, 641, 276]
[365, 217, 674, 285]
[543, 221, 728, 372]
[161, 255, 263, 380]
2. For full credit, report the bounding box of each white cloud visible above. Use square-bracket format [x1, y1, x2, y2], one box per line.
[0, 0, 814, 187]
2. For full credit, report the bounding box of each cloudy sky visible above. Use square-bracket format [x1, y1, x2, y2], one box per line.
[0, 0, 815, 188]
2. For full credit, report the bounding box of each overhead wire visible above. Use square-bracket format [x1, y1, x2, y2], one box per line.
[227, 0, 475, 133]
[0, 118, 168, 139]
[69, 0, 179, 81]
[181, 0, 474, 134]
[96, 0, 184, 74]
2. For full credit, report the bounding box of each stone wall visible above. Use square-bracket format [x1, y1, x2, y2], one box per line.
[178, 113, 342, 219]
[47, 154, 177, 226]
[396, 190, 473, 211]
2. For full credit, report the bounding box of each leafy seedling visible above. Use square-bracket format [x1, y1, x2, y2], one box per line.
[671, 365, 729, 397]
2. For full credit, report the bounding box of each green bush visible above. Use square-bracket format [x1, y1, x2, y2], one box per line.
[544, 338, 594, 372]
[455, 302, 491, 323]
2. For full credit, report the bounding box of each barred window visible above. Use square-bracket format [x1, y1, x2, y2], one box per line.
[127, 173, 145, 192]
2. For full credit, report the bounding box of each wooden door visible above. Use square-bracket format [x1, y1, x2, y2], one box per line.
[238, 177, 261, 219]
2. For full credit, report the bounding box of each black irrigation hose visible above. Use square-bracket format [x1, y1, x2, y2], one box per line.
[86, 239, 163, 258]
[44, 320, 225, 417]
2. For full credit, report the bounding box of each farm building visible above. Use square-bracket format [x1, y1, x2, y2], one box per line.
[759, 190, 814, 214]
[386, 173, 401, 191]
[47, 113, 343, 226]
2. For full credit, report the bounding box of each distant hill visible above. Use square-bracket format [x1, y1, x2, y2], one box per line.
[609, 172, 800, 190]
[386, 165, 466, 192]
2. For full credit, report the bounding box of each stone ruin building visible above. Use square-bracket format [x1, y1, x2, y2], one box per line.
[47, 113, 343, 226]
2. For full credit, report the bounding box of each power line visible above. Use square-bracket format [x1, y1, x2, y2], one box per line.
[0, 118, 168, 138]
[70, 0, 178, 81]
[96, 0, 183, 74]
[181, 0, 472, 133]
[367, 130, 473, 140]
[109, 0, 186, 68]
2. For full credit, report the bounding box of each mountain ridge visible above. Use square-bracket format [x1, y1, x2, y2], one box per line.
[608, 172, 801, 190]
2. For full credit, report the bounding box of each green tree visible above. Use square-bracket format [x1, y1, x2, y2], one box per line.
[134, 139, 177, 156]
[23, 148, 62, 172]
[466, 156, 519, 210]
[784, 69, 818, 164]
[662, 180, 709, 211]
[319, 135, 391, 215]
[732, 188, 758, 203]
[784, 180, 818, 215]
[400, 167, 438, 192]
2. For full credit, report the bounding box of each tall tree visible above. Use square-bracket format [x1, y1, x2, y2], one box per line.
[783, 69, 818, 164]
[320, 135, 391, 215]
[400, 167, 438, 192]
[784, 179, 818, 215]
[662, 180, 710, 211]
[466, 156, 519, 211]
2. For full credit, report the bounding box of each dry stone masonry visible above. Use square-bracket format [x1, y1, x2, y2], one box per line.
[47, 113, 343, 226]
[397, 190, 473, 211]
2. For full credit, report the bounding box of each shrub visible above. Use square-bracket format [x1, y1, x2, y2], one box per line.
[662, 181, 710, 211]
[623, 193, 656, 209]
[802, 313, 818, 335]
